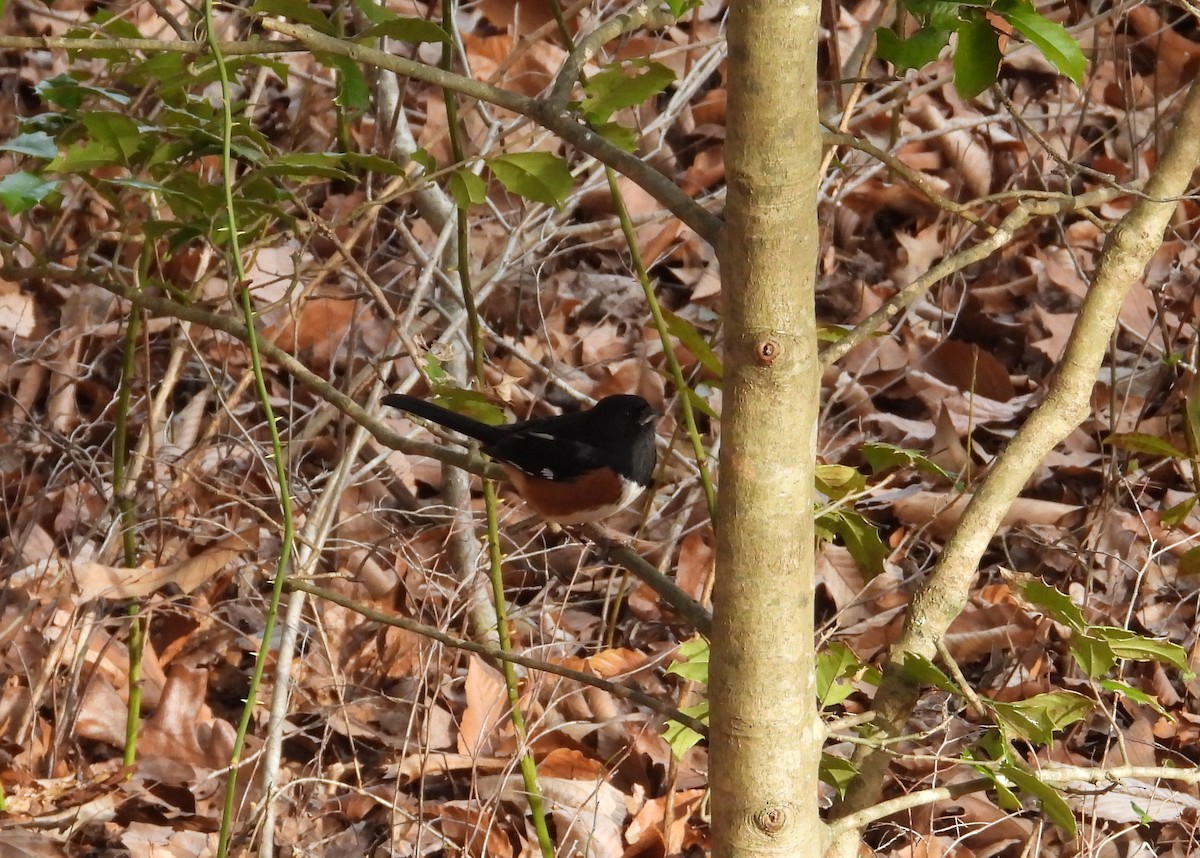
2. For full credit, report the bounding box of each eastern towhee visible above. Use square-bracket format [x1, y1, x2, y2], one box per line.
[383, 393, 658, 524]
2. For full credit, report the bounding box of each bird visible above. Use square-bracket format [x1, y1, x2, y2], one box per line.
[383, 392, 658, 524]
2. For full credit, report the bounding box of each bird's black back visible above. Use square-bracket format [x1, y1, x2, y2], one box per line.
[384, 393, 657, 484]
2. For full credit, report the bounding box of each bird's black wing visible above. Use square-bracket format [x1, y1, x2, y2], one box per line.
[486, 430, 608, 482]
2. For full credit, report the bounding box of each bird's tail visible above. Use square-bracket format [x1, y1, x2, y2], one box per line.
[382, 394, 504, 444]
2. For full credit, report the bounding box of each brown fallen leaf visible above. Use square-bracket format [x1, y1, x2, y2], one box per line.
[71, 531, 254, 602]
[890, 491, 1081, 540]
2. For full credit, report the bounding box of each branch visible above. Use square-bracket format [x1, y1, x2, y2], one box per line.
[828, 777, 994, 836]
[823, 130, 991, 228]
[547, 5, 678, 107]
[827, 74, 1200, 850]
[257, 19, 724, 247]
[819, 185, 1124, 367]
[1, 263, 494, 478]
[0, 34, 301, 54]
[287, 579, 709, 736]
[828, 763, 1200, 837]
[581, 525, 714, 636]
[3, 260, 709, 633]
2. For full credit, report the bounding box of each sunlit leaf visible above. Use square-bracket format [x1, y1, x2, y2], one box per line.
[901, 653, 959, 693]
[663, 702, 708, 757]
[1001, 765, 1078, 834]
[819, 754, 859, 797]
[580, 61, 676, 123]
[0, 172, 58, 214]
[954, 15, 1001, 97]
[326, 55, 371, 111]
[357, 17, 451, 43]
[488, 152, 572, 209]
[1104, 432, 1188, 460]
[0, 131, 57, 159]
[876, 25, 951, 72]
[667, 638, 710, 684]
[250, 0, 335, 34]
[1019, 579, 1086, 631]
[663, 310, 723, 378]
[990, 691, 1093, 744]
[448, 168, 487, 209]
[817, 642, 861, 708]
[995, 0, 1086, 84]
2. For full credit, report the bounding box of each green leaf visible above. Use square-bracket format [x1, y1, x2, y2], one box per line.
[1068, 635, 1117, 677]
[663, 310, 723, 378]
[1101, 629, 1190, 673]
[901, 653, 959, 693]
[326, 54, 371, 111]
[1104, 432, 1188, 460]
[995, 0, 1086, 84]
[663, 702, 708, 757]
[588, 120, 638, 152]
[907, 0, 970, 30]
[257, 153, 355, 180]
[80, 112, 148, 164]
[352, 0, 396, 25]
[357, 17, 452, 44]
[82, 8, 143, 39]
[47, 139, 123, 173]
[1098, 679, 1170, 717]
[103, 177, 175, 193]
[156, 173, 226, 216]
[0, 131, 57, 160]
[1184, 372, 1200, 459]
[662, 0, 703, 16]
[448, 168, 487, 209]
[488, 151, 573, 209]
[579, 61, 676, 123]
[818, 507, 888, 579]
[422, 352, 447, 382]
[341, 152, 408, 176]
[819, 754, 860, 797]
[861, 442, 957, 482]
[1162, 495, 1196, 528]
[817, 323, 855, 342]
[1001, 765, 1078, 834]
[680, 384, 720, 421]
[144, 219, 206, 250]
[36, 74, 130, 110]
[817, 642, 862, 708]
[974, 729, 1012, 765]
[409, 148, 437, 175]
[876, 25, 951, 72]
[1019, 579, 1086, 632]
[426, 386, 507, 426]
[676, 637, 710, 662]
[0, 171, 58, 214]
[1180, 545, 1200, 577]
[953, 16, 1001, 98]
[815, 464, 867, 498]
[990, 691, 1093, 744]
[250, 0, 335, 35]
[667, 638, 710, 684]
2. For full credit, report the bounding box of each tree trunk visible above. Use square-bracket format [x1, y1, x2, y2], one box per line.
[711, 1, 824, 856]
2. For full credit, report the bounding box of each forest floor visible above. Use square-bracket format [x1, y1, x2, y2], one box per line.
[3, 0, 1200, 856]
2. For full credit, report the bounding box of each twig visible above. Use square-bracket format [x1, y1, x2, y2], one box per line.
[819, 185, 1125, 367]
[581, 525, 713, 636]
[257, 19, 723, 247]
[287, 579, 709, 736]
